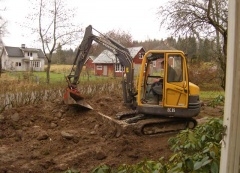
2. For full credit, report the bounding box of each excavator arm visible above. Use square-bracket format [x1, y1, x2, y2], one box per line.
[67, 25, 94, 86]
[64, 25, 136, 108]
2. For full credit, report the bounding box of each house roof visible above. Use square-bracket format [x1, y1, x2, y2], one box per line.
[128, 46, 144, 57]
[93, 46, 144, 64]
[5, 46, 24, 57]
[36, 49, 45, 58]
[88, 55, 95, 60]
[4, 46, 45, 58]
[93, 50, 117, 64]
[84, 55, 95, 64]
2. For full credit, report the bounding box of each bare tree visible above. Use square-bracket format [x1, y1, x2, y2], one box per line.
[0, 43, 3, 77]
[0, 17, 6, 37]
[29, 0, 82, 83]
[106, 29, 133, 48]
[158, 0, 228, 89]
[0, 0, 7, 37]
[0, 4, 7, 77]
[0, 33, 3, 77]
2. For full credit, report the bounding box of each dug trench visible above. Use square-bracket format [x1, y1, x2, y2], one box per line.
[0, 91, 222, 173]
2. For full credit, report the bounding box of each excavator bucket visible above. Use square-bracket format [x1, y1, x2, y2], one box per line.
[63, 88, 93, 110]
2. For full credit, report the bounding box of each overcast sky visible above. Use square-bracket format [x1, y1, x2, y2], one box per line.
[1, 0, 170, 49]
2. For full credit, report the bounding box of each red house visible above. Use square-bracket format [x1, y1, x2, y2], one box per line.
[84, 56, 95, 70]
[92, 47, 145, 77]
[152, 42, 177, 71]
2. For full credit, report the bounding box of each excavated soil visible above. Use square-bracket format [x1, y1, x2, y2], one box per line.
[0, 92, 223, 173]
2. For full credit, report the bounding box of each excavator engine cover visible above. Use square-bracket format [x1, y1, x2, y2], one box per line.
[63, 88, 93, 110]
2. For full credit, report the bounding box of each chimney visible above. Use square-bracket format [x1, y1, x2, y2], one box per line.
[21, 44, 25, 49]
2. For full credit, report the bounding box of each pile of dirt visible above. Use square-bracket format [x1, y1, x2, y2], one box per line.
[0, 92, 222, 173]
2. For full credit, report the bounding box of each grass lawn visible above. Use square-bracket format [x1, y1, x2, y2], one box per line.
[33, 72, 66, 83]
[4, 71, 115, 84]
[200, 90, 225, 100]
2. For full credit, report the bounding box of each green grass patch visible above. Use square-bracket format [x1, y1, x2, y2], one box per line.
[6, 71, 113, 84]
[200, 90, 225, 100]
[33, 72, 66, 83]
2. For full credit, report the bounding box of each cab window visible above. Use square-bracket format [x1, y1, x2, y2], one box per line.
[167, 55, 183, 82]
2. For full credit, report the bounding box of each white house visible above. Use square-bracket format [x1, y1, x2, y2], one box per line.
[1, 44, 45, 71]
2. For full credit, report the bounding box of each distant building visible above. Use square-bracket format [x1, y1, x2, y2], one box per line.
[1, 44, 45, 71]
[93, 46, 145, 77]
[84, 56, 95, 70]
[152, 41, 177, 70]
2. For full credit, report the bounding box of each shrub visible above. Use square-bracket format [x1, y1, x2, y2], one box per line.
[188, 62, 222, 91]
[207, 95, 225, 108]
[91, 118, 223, 173]
[167, 118, 223, 173]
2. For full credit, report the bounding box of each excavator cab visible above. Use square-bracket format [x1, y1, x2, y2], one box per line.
[137, 50, 200, 118]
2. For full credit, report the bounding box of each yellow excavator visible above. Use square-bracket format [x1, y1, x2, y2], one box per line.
[64, 25, 201, 135]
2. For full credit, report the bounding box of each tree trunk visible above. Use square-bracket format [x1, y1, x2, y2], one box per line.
[0, 49, 3, 78]
[46, 59, 51, 83]
[221, 31, 228, 90]
[0, 58, 2, 78]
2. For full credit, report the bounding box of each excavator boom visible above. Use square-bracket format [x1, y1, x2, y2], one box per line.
[64, 25, 136, 109]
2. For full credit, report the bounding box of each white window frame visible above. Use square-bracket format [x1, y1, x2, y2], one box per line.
[30, 61, 40, 67]
[28, 52, 33, 57]
[115, 64, 125, 72]
[152, 61, 156, 67]
[139, 52, 143, 59]
[96, 65, 102, 70]
[15, 62, 22, 67]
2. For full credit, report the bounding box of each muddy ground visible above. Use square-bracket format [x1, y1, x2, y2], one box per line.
[0, 92, 223, 173]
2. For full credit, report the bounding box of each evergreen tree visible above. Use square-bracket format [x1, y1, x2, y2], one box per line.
[56, 43, 66, 64]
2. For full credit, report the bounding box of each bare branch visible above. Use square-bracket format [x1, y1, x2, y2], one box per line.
[29, 0, 83, 83]
[157, 0, 228, 89]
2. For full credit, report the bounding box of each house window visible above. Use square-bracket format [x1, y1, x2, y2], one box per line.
[30, 61, 40, 67]
[96, 65, 102, 70]
[152, 61, 156, 67]
[28, 52, 33, 57]
[16, 62, 22, 67]
[139, 52, 144, 59]
[115, 64, 125, 72]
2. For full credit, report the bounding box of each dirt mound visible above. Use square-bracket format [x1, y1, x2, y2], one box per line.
[0, 92, 222, 172]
